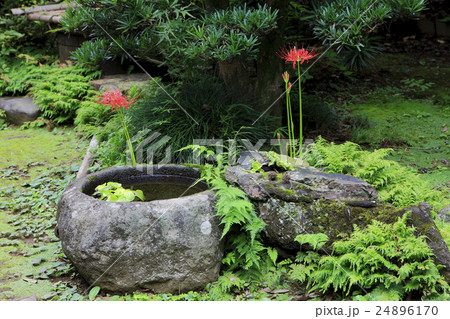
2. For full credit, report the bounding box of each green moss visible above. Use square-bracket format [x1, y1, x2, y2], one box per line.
[0, 241, 61, 300]
[263, 183, 299, 202]
[0, 127, 86, 187]
[302, 200, 402, 246]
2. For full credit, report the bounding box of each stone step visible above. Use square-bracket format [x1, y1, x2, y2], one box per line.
[0, 97, 41, 126]
[89, 73, 150, 93]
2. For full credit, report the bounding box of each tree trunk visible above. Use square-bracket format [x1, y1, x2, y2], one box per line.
[216, 0, 290, 127]
[205, 0, 229, 11]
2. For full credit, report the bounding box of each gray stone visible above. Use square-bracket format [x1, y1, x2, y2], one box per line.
[13, 295, 39, 301]
[57, 165, 223, 294]
[438, 205, 450, 223]
[0, 97, 41, 125]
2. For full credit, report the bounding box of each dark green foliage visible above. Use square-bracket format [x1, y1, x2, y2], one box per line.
[127, 77, 273, 163]
[306, 215, 449, 300]
[0, 1, 56, 57]
[304, 137, 443, 208]
[62, 1, 277, 78]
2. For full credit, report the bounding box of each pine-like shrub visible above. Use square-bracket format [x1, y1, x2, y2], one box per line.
[126, 77, 273, 163]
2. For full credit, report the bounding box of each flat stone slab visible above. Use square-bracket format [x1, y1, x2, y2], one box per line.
[0, 97, 41, 126]
[90, 74, 151, 92]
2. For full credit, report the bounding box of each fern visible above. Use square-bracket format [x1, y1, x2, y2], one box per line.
[306, 214, 449, 300]
[30, 64, 100, 124]
[181, 144, 275, 281]
[0, 51, 100, 124]
[305, 137, 444, 208]
[295, 233, 329, 250]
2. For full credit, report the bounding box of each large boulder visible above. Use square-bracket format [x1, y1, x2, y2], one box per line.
[225, 155, 450, 281]
[0, 97, 41, 125]
[57, 165, 223, 294]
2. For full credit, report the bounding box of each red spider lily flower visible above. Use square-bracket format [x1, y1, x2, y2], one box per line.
[99, 89, 137, 111]
[278, 46, 319, 69]
[287, 82, 292, 93]
[282, 71, 289, 83]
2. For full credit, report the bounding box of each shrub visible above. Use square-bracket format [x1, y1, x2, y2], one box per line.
[311, 0, 427, 69]
[126, 77, 274, 163]
[0, 1, 56, 57]
[31, 65, 101, 124]
[0, 50, 101, 124]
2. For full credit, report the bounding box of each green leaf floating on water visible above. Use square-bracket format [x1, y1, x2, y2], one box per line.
[94, 182, 145, 202]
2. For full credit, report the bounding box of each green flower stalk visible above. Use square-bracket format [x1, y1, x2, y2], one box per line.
[278, 46, 319, 157]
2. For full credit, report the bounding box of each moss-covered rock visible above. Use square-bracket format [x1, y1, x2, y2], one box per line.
[225, 156, 450, 281]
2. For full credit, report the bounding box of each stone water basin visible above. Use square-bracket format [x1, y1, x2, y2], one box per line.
[56, 165, 223, 294]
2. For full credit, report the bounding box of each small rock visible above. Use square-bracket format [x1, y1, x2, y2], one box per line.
[281, 173, 290, 184]
[32, 258, 42, 266]
[267, 171, 277, 181]
[438, 205, 450, 223]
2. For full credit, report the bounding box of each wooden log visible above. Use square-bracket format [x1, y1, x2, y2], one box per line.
[11, 3, 70, 15]
[26, 13, 62, 23]
[76, 135, 99, 179]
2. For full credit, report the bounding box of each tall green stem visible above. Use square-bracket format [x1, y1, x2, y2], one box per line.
[285, 83, 294, 156]
[297, 66, 302, 156]
[118, 108, 136, 166]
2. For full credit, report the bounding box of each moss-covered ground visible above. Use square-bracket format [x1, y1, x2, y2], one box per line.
[0, 127, 86, 300]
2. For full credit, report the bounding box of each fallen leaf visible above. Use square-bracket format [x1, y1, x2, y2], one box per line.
[23, 278, 37, 284]
[307, 292, 320, 299]
[441, 126, 448, 133]
[273, 289, 290, 294]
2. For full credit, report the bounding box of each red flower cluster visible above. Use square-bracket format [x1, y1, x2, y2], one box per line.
[278, 46, 319, 69]
[99, 89, 137, 111]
